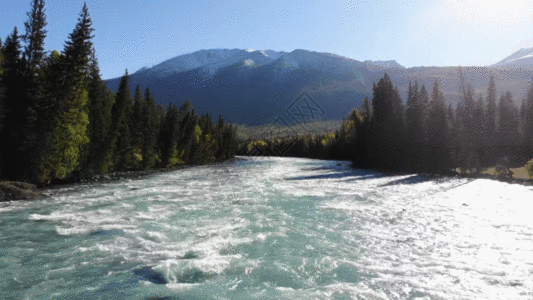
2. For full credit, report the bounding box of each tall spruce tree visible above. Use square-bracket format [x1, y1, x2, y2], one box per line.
[427, 81, 450, 171]
[20, 0, 49, 182]
[484, 76, 497, 164]
[37, 3, 94, 182]
[130, 84, 144, 154]
[524, 82, 533, 158]
[141, 88, 159, 170]
[159, 104, 180, 168]
[497, 92, 521, 162]
[0, 37, 4, 134]
[113, 70, 134, 171]
[370, 73, 406, 170]
[406, 81, 423, 169]
[22, 0, 47, 74]
[1, 28, 26, 180]
[80, 47, 115, 176]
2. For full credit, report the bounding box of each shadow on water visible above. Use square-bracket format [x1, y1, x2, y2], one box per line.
[285, 167, 390, 181]
[133, 267, 168, 284]
[377, 174, 436, 187]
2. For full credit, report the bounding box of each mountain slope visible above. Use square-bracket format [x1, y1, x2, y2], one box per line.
[106, 48, 533, 126]
[493, 47, 533, 68]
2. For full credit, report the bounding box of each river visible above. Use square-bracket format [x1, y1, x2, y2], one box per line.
[1, 156, 532, 299]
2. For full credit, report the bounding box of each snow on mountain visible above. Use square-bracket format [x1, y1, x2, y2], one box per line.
[132, 48, 406, 79]
[493, 47, 533, 67]
[137, 48, 286, 76]
[363, 60, 405, 70]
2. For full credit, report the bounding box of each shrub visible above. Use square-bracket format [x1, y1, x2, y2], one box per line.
[525, 159, 533, 179]
[494, 164, 513, 179]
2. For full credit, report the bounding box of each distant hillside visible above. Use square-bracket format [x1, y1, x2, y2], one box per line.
[105, 48, 533, 126]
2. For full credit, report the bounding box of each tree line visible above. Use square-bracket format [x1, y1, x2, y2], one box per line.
[0, 1, 237, 185]
[243, 73, 533, 176]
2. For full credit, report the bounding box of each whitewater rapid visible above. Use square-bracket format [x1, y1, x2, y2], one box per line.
[1, 156, 532, 299]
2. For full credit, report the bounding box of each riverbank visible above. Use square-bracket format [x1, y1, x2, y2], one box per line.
[1, 157, 245, 202]
[350, 163, 533, 187]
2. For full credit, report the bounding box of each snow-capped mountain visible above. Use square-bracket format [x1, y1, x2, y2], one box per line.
[135, 48, 287, 76]
[363, 60, 405, 70]
[493, 47, 533, 68]
[133, 48, 406, 77]
[106, 47, 533, 125]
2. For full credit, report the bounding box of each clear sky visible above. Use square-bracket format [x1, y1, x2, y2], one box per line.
[2, 0, 533, 80]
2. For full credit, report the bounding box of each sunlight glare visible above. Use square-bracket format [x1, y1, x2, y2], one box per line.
[443, 0, 532, 33]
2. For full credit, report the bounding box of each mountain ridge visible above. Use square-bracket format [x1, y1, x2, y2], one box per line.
[106, 48, 533, 126]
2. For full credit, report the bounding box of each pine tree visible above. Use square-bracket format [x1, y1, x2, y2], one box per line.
[0, 37, 4, 134]
[37, 3, 94, 182]
[427, 82, 450, 171]
[0, 28, 26, 180]
[159, 104, 180, 167]
[113, 70, 134, 171]
[141, 88, 158, 170]
[497, 91, 520, 162]
[20, 0, 49, 182]
[22, 0, 47, 74]
[523, 82, 533, 158]
[62, 3, 93, 81]
[130, 84, 144, 150]
[370, 73, 406, 170]
[484, 76, 497, 164]
[80, 47, 115, 176]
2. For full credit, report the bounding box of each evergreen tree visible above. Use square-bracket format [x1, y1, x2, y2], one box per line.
[20, 0, 49, 182]
[456, 87, 480, 172]
[0, 37, 4, 134]
[80, 47, 115, 176]
[497, 91, 521, 162]
[159, 104, 180, 167]
[523, 82, 533, 158]
[141, 88, 158, 170]
[427, 82, 450, 171]
[113, 70, 134, 171]
[37, 3, 94, 182]
[369, 73, 406, 170]
[0, 28, 26, 180]
[130, 84, 144, 153]
[62, 3, 93, 80]
[22, 0, 47, 74]
[484, 76, 497, 164]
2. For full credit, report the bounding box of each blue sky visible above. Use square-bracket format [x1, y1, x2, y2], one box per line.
[2, 0, 533, 80]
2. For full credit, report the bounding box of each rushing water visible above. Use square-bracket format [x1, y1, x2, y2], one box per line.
[1, 157, 533, 299]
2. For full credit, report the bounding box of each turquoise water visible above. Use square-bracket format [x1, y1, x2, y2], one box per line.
[1, 157, 532, 299]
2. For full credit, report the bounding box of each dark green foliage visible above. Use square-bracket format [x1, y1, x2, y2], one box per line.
[484, 76, 497, 163]
[159, 104, 180, 168]
[497, 92, 521, 161]
[369, 73, 407, 170]
[62, 3, 93, 81]
[0, 1, 238, 185]
[113, 70, 134, 171]
[80, 47, 115, 176]
[426, 82, 450, 171]
[22, 0, 47, 74]
[141, 88, 159, 170]
[0, 28, 26, 180]
[523, 83, 533, 158]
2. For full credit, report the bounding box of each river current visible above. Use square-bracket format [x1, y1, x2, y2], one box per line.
[1, 156, 532, 299]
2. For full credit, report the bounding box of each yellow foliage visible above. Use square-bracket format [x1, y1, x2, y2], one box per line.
[248, 140, 267, 151]
[321, 132, 336, 146]
[525, 159, 533, 179]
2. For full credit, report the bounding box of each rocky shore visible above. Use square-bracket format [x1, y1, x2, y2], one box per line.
[0, 181, 39, 202]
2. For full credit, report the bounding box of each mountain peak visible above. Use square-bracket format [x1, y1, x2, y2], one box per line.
[493, 47, 533, 67]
